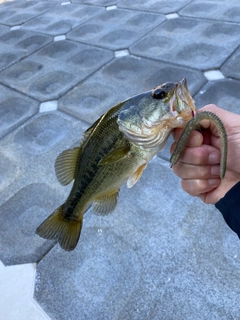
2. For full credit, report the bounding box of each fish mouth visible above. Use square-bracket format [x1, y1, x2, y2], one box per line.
[118, 79, 196, 149]
[175, 78, 196, 115]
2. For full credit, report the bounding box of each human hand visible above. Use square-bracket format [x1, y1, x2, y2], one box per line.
[171, 104, 240, 204]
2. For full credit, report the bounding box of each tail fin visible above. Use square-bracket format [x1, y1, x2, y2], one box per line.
[36, 205, 83, 251]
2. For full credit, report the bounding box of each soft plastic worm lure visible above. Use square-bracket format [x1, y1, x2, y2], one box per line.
[170, 111, 228, 179]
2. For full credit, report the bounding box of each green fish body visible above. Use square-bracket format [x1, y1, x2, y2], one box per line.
[36, 79, 196, 250]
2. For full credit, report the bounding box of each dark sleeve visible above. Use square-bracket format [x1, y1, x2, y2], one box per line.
[215, 181, 240, 238]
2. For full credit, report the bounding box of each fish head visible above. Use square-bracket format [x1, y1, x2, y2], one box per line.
[117, 78, 196, 149]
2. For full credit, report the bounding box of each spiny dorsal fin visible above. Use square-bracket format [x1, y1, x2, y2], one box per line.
[55, 147, 80, 186]
[98, 145, 130, 165]
[91, 190, 119, 215]
[127, 163, 148, 188]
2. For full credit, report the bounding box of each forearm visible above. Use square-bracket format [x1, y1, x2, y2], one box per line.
[215, 181, 240, 238]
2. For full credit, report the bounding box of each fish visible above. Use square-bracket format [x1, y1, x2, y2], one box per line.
[36, 78, 196, 251]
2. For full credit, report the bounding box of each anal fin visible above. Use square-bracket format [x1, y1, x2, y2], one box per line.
[127, 163, 148, 188]
[91, 190, 119, 215]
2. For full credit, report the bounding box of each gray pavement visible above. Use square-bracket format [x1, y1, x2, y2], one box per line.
[0, 0, 240, 319]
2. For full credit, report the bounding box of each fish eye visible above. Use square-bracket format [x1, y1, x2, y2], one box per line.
[152, 89, 166, 100]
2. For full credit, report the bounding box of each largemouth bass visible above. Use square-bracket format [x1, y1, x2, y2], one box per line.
[36, 78, 196, 251]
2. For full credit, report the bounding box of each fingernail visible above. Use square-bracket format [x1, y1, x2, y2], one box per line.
[188, 132, 202, 147]
[208, 151, 220, 164]
[211, 165, 220, 176]
[208, 178, 220, 186]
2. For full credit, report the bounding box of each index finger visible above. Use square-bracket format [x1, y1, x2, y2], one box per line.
[172, 128, 203, 147]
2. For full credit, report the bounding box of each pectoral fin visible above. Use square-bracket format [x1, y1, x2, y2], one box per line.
[91, 190, 119, 215]
[98, 145, 130, 165]
[127, 163, 148, 188]
[55, 147, 80, 186]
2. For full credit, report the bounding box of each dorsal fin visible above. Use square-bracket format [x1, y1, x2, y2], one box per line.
[55, 101, 127, 186]
[55, 147, 80, 186]
[54, 115, 106, 186]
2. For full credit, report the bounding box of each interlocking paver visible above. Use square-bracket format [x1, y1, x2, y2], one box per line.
[0, 183, 58, 265]
[221, 47, 240, 80]
[35, 158, 240, 320]
[59, 55, 205, 124]
[0, 84, 39, 139]
[0, 110, 89, 265]
[22, 4, 104, 36]
[0, 40, 113, 101]
[130, 17, 240, 70]
[73, 0, 120, 5]
[67, 10, 165, 50]
[0, 24, 9, 35]
[118, 0, 192, 14]
[15, 113, 73, 155]
[0, 28, 52, 71]
[179, 0, 240, 23]
[0, 262, 49, 319]
[0, 1, 240, 319]
[67, 8, 165, 50]
[0, 0, 58, 27]
[194, 79, 240, 115]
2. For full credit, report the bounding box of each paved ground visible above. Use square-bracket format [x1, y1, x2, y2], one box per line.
[1, 0, 240, 319]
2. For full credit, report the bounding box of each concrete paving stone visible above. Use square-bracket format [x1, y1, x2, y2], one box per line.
[193, 79, 240, 114]
[67, 8, 165, 50]
[34, 157, 240, 320]
[22, 4, 105, 36]
[0, 24, 9, 35]
[0, 108, 89, 208]
[130, 17, 240, 70]
[179, 0, 240, 23]
[0, 40, 113, 101]
[73, 0, 120, 5]
[0, 0, 22, 12]
[0, 110, 89, 265]
[0, 0, 239, 318]
[118, 0, 192, 14]
[221, 47, 240, 80]
[0, 0, 58, 27]
[0, 183, 59, 265]
[0, 84, 39, 139]
[0, 153, 17, 195]
[0, 107, 94, 266]
[59, 55, 206, 125]
[0, 28, 52, 71]
[0, 262, 50, 320]
[14, 112, 73, 155]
